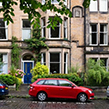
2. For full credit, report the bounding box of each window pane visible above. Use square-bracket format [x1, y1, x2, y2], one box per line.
[50, 63, 59, 74]
[22, 29, 31, 40]
[50, 53, 59, 62]
[51, 0, 59, 4]
[0, 19, 5, 27]
[37, 80, 45, 85]
[89, 0, 98, 11]
[23, 20, 30, 28]
[92, 33, 97, 44]
[99, 0, 107, 12]
[44, 80, 57, 85]
[41, 18, 46, 37]
[0, 29, 6, 39]
[41, 53, 46, 65]
[100, 24, 108, 45]
[59, 80, 72, 87]
[51, 27, 59, 38]
[90, 24, 97, 45]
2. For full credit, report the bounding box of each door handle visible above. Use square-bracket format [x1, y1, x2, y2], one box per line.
[60, 89, 63, 90]
[46, 88, 49, 89]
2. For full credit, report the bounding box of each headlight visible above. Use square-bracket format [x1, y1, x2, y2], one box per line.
[88, 90, 92, 94]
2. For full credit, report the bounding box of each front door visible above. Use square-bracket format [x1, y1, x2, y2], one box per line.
[24, 62, 33, 84]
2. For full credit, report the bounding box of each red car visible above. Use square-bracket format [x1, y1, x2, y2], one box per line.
[29, 78, 94, 102]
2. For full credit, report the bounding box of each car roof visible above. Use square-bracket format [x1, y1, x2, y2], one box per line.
[37, 78, 68, 81]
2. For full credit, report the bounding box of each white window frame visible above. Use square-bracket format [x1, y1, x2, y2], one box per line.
[0, 19, 8, 40]
[64, 18, 68, 39]
[64, 0, 67, 6]
[99, 0, 108, 12]
[100, 24, 108, 46]
[49, 22, 61, 39]
[41, 18, 46, 37]
[89, 0, 98, 12]
[41, 53, 46, 65]
[90, 24, 98, 46]
[0, 2, 2, 7]
[0, 54, 8, 74]
[22, 19, 31, 41]
[64, 53, 68, 74]
[49, 52, 61, 74]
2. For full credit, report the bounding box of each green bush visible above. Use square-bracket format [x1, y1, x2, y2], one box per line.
[31, 62, 49, 76]
[0, 74, 16, 85]
[32, 74, 83, 86]
[86, 59, 109, 86]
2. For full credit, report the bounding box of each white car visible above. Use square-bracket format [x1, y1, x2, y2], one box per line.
[107, 86, 109, 97]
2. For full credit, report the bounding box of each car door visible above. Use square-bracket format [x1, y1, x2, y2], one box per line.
[58, 80, 76, 99]
[43, 80, 60, 98]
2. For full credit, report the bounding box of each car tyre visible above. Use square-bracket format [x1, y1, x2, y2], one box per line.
[77, 93, 87, 102]
[37, 92, 47, 101]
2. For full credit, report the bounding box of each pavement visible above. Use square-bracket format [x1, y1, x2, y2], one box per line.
[8, 84, 107, 99]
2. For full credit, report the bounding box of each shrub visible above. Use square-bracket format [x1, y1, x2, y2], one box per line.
[32, 74, 83, 86]
[86, 59, 109, 86]
[31, 62, 49, 76]
[8, 65, 24, 78]
[16, 78, 23, 90]
[0, 74, 16, 85]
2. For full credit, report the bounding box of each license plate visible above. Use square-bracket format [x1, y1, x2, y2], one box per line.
[5, 87, 8, 90]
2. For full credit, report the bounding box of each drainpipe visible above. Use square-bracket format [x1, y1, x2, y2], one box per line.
[84, 8, 86, 73]
[70, 0, 71, 70]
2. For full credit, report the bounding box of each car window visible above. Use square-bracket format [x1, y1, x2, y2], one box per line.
[44, 80, 58, 86]
[37, 80, 45, 85]
[59, 80, 72, 87]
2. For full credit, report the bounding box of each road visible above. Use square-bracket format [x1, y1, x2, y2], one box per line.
[0, 97, 109, 109]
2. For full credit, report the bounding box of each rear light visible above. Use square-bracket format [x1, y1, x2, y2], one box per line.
[30, 84, 34, 89]
[0, 86, 5, 89]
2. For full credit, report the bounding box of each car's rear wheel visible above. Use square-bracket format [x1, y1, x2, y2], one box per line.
[77, 93, 87, 102]
[37, 92, 47, 101]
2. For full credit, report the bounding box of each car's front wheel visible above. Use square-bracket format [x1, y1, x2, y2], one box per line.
[77, 93, 87, 102]
[37, 92, 47, 101]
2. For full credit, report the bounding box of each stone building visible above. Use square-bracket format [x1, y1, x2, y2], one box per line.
[0, 0, 108, 83]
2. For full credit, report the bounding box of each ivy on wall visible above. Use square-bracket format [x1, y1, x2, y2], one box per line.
[24, 22, 48, 62]
[11, 36, 21, 68]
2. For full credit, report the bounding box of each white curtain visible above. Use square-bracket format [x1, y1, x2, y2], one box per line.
[99, 0, 107, 12]
[89, 0, 98, 12]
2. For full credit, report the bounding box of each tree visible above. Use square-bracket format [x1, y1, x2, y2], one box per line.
[83, 0, 92, 8]
[0, 0, 72, 28]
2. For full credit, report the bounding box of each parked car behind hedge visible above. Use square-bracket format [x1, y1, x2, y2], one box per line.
[0, 79, 9, 97]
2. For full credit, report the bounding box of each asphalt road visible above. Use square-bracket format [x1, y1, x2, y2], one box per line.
[0, 97, 109, 109]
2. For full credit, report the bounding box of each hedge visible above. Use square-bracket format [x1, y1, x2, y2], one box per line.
[32, 73, 83, 86]
[0, 74, 16, 85]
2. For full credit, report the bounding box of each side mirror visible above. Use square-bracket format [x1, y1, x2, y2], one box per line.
[72, 84, 75, 88]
